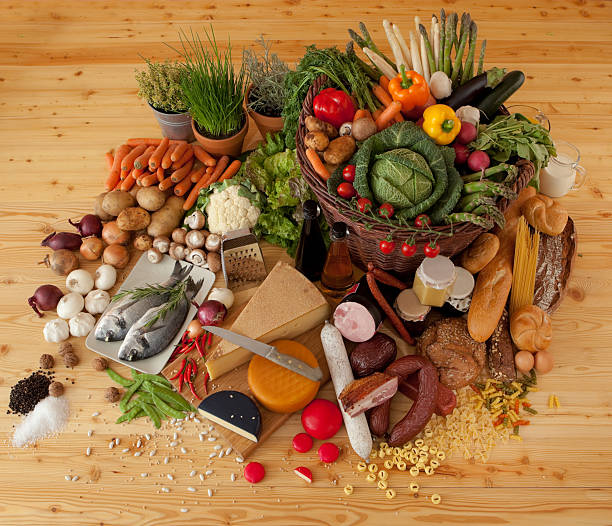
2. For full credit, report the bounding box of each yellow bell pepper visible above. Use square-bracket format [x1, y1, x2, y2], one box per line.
[422, 104, 461, 145]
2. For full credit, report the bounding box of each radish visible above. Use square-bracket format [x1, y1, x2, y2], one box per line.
[456, 121, 478, 145]
[453, 143, 470, 165]
[467, 150, 491, 172]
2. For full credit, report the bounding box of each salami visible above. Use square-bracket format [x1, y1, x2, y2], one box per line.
[399, 373, 456, 416]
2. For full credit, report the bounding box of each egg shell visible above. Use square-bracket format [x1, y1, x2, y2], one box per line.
[292, 433, 314, 453]
[294, 466, 313, 483]
[301, 399, 342, 440]
[318, 442, 340, 463]
[243, 462, 265, 484]
[534, 350, 554, 374]
[514, 350, 535, 374]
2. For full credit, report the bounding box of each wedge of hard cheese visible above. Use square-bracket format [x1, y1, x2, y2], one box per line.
[206, 261, 330, 379]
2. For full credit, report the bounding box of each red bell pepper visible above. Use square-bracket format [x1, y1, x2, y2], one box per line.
[313, 87, 356, 129]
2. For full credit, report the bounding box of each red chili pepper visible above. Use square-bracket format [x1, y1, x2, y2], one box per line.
[188, 379, 202, 400]
[206, 331, 212, 348]
[181, 331, 189, 344]
[195, 336, 204, 358]
[169, 358, 187, 380]
[178, 369, 185, 393]
[191, 359, 198, 377]
[203, 372, 210, 395]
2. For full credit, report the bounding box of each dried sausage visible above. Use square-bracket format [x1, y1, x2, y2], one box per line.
[367, 263, 408, 291]
[399, 373, 456, 416]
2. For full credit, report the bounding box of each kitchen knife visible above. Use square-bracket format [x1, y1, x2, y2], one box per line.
[202, 326, 323, 382]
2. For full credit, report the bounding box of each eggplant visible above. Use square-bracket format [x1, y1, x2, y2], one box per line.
[477, 71, 526, 122]
[439, 67, 506, 109]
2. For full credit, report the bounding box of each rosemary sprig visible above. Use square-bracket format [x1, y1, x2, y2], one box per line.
[113, 282, 179, 303]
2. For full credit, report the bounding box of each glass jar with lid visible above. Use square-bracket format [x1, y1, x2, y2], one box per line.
[412, 255, 456, 307]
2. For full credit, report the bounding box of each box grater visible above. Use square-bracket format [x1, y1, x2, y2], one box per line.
[221, 228, 267, 291]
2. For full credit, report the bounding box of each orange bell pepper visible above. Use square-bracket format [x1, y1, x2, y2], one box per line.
[387, 66, 430, 114]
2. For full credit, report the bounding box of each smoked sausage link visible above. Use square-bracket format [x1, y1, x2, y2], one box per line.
[399, 372, 457, 416]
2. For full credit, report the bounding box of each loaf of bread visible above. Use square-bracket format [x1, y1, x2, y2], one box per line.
[468, 186, 536, 342]
[510, 304, 552, 352]
[521, 194, 568, 236]
[460, 233, 500, 274]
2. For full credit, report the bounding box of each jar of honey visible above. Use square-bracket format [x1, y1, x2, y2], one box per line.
[412, 255, 456, 307]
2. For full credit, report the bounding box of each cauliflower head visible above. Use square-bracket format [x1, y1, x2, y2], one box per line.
[205, 184, 261, 234]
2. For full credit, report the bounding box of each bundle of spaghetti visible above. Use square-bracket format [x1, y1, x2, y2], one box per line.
[510, 216, 540, 315]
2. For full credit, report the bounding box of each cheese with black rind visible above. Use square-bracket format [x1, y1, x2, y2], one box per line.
[197, 390, 262, 442]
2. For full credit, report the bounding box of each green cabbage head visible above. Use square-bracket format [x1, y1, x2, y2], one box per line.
[370, 148, 434, 209]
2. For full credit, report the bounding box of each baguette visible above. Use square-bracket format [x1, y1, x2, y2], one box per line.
[468, 187, 536, 342]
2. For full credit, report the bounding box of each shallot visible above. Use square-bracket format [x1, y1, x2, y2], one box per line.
[69, 214, 102, 238]
[80, 237, 104, 260]
[66, 269, 94, 295]
[197, 300, 227, 327]
[28, 284, 63, 317]
[41, 250, 79, 276]
[103, 244, 130, 268]
[41, 232, 82, 251]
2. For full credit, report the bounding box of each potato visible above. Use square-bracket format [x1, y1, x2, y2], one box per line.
[116, 207, 151, 231]
[304, 131, 329, 152]
[137, 186, 167, 212]
[305, 115, 338, 138]
[147, 196, 185, 238]
[94, 193, 114, 221]
[324, 136, 356, 165]
[129, 186, 141, 200]
[352, 117, 378, 141]
[133, 232, 153, 251]
[102, 190, 136, 217]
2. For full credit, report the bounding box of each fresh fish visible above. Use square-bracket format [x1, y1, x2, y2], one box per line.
[94, 261, 192, 342]
[118, 276, 203, 362]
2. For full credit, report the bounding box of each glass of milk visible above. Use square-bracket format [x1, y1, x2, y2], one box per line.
[540, 140, 587, 198]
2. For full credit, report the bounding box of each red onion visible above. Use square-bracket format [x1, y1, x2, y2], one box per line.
[69, 214, 102, 238]
[196, 300, 227, 327]
[28, 284, 63, 317]
[41, 232, 82, 251]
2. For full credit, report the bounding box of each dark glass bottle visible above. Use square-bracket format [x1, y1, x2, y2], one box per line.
[321, 222, 354, 295]
[295, 200, 327, 282]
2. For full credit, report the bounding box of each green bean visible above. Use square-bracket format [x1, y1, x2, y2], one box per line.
[152, 393, 186, 420]
[143, 381, 192, 412]
[106, 368, 133, 387]
[130, 408, 146, 421]
[124, 392, 154, 412]
[139, 401, 161, 429]
[131, 372, 172, 388]
[119, 377, 143, 412]
[116, 405, 140, 424]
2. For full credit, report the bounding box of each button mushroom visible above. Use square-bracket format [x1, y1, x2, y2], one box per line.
[172, 227, 188, 245]
[168, 242, 186, 260]
[185, 210, 206, 230]
[207, 252, 222, 273]
[152, 236, 171, 254]
[339, 122, 353, 136]
[147, 247, 163, 264]
[185, 229, 206, 249]
[204, 233, 221, 253]
[187, 248, 207, 266]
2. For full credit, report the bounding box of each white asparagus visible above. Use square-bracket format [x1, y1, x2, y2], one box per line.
[420, 32, 430, 82]
[392, 24, 412, 69]
[433, 21, 440, 71]
[408, 31, 423, 76]
[414, 16, 422, 36]
[362, 47, 397, 79]
[382, 19, 405, 70]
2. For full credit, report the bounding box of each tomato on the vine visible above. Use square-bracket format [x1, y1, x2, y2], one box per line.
[401, 241, 417, 257]
[379, 239, 396, 255]
[378, 203, 394, 219]
[414, 214, 431, 228]
[337, 182, 356, 199]
[342, 164, 356, 183]
[423, 241, 440, 258]
[356, 197, 372, 213]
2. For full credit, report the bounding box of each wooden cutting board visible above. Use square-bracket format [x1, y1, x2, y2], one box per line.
[161, 287, 331, 459]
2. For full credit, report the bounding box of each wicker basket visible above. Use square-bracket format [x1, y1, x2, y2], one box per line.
[296, 75, 534, 275]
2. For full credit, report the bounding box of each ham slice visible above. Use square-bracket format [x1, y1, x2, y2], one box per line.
[339, 372, 398, 418]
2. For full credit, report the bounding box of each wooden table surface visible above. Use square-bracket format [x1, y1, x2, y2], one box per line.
[1, 1, 611, 524]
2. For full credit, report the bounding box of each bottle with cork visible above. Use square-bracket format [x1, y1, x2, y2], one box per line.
[321, 222, 354, 297]
[295, 200, 327, 282]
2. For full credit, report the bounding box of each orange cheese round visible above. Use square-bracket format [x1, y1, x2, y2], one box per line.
[247, 339, 320, 413]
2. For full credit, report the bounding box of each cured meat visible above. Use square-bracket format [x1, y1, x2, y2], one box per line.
[339, 372, 398, 417]
[399, 372, 457, 416]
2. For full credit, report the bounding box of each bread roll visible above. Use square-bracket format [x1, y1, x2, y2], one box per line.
[510, 305, 552, 352]
[460, 233, 500, 274]
[521, 194, 568, 235]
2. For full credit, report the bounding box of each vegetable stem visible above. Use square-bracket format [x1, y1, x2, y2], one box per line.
[477, 39, 487, 75]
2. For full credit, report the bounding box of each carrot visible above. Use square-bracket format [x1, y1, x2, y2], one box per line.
[105, 151, 114, 170]
[156, 166, 165, 182]
[174, 173, 195, 196]
[141, 172, 159, 187]
[375, 101, 402, 130]
[109, 144, 131, 179]
[161, 143, 177, 170]
[170, 159, 194, 183]
[113, 179, 123, 191]
[353, 109, 371, 121]
[305, 148, 330, 181]
[105, 170, 121, 190]
[205, 166, 214, 175]
[171, 142, 189, 162]
[190, 165, 207, 183]
[372, 108, 383, 121]
[394, 112, 405, 123]
[379, 75, 391, 91]
[127, 138, 163, 147]
[172, 145, 194, 169]
[193, 145, 217, 167]
[133, 167, 145, 180]
[134, 145, 155, 170]
[120, 170, 136, 191]
[372, 84, 393, 107]
[159, 176, 175, 192]
[183, 155, 229, 210]
[149, 137, 169, 171]
[121, 144, 147, 175]
[218, 159, 241, 183]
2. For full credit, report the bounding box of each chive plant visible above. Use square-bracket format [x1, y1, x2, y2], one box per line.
[174, 27, 247, 138]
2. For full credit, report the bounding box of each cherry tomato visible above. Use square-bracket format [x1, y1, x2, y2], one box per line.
[342, 164, 356, 183]
[379, 239, 396, 254]
[378, 203, 394, 219]
[356, 197, 372, 213]
[336, 182, 356, 199]
[414, 214, 431, 228]
[401, 241, 417, 257]
[424, 241, 440, 258]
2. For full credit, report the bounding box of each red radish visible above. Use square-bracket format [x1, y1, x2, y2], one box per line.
[467, 150, 491, 172]
[28, 284, 63, 317]
[301, 399, 342, 440]
[456, 121, 477, 144]
[453, 143, 470, 165]
[243, 462, 265, 483]
[318, 442, 340, 463]
[196, 300, 227, 327]
[294, 466, 313, 483]
[292, 433, 313, 453]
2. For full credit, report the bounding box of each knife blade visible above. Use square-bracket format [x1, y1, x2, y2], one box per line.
[202, 326, 323, 382]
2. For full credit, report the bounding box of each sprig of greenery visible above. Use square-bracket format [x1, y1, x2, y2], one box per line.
[171, 27, 247, 138]
[135, 59, 188, 113]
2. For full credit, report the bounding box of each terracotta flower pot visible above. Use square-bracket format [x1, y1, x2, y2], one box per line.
[245, 84, 284, 139]
[149, 103, 194, 142]
[191, 117, 248, 158]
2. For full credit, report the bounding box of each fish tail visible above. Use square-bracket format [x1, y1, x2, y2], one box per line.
[165, 261, 193, 286]
[185, 276, 204, 300]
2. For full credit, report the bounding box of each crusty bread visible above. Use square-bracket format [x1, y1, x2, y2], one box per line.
[521, 194, 568, 236]
[509, 304, 552, 352]
[460, 233, 500, 274]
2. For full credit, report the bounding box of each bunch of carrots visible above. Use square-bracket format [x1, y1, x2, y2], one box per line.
[104, 138, 242, 211]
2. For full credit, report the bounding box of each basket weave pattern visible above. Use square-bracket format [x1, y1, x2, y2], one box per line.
[296, 75, 534, 275]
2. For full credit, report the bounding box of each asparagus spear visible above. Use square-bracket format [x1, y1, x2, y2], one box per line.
[472, 204, 506, 229]
[477, 39, 487, 75]
[461, 164, 517, 183]
[461, 21, 478, 84]
[443, 12, 457, 76]
[459, 193, 496, 212]
[419, 24, 436, 78]
[346, 40, 380, 81]
[432, 18, 440, 71]
[359, 22, 396, 68]
[445, 213, 494, 229]
[450, 13, 470, 85]
[463, 180, 517, 200]
[438, 9, 446, 72]
[392, 23, 413, 69]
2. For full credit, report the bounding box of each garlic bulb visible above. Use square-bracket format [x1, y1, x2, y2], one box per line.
[94, 264, 117, 290]
[57, 292, 85, 319]
[207, 287, 234, 310]
[66, 269, 94, 295]
[85, 289, 110, 314]
[43, 318, 70, 343]
[69, 312, 96, 337]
